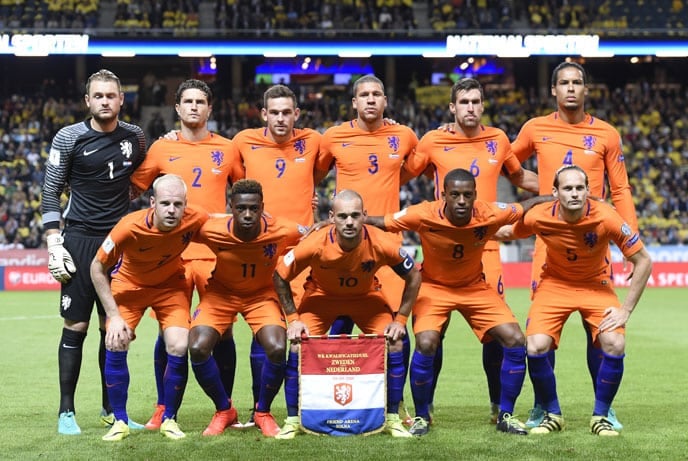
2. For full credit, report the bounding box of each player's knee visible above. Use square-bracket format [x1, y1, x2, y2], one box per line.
[598, 332, 625, 356]
[415, 332, 440, 355]
[387, 338, 404, 353]
[491, 323, 525, 348]
[526, 334, 552, 355]
[166, 340, 189, 357]
[64, 320, 89, 333]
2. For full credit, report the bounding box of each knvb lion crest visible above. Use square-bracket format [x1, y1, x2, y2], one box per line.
[334, 383, 353, 406]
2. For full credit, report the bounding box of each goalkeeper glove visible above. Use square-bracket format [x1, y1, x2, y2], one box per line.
[47, 233, 76, 283]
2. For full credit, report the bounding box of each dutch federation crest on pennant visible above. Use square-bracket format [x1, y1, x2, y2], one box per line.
[334, 383, 353, 406]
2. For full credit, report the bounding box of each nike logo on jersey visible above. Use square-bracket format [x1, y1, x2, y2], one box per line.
[62, 344, 78, 349]
[139, 247, 153, 252]
[251, 145, 262, 150]
[541, 136, 553, 141]
[83, 148, 99, 156]
[169, 156, 182, 161]
[443, 146, 455, 152]
[427, 228, 442, 233]
[212, 168, 222, 174]
[342, 143, 352, 147]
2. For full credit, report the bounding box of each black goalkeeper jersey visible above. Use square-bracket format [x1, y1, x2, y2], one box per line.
[41, 118, 147, 234]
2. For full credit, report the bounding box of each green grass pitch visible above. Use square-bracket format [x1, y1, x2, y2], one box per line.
[1, 287, 686, 460]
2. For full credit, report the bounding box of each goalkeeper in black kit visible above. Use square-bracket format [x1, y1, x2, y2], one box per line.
[41, 69, 147, 435]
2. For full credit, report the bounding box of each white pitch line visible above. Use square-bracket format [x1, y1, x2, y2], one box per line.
[0, 315, 60, 321]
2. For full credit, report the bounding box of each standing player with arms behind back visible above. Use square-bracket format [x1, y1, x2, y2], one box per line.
[315, 75, 419, 420]
[511, 61, 638, 430]
[130, 79, 242, 430]
[229, 85, 325, 426]
[41, 69, 147, 435]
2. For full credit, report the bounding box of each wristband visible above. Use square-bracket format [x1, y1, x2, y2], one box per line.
[394, 314, 409, 325]
[286, 312, 300, 323]
[47, 233, 64, 247]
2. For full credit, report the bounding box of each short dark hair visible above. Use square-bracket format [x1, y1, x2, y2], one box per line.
[444, 168, 476, 188]
[450, 78, 483, 104]
[352, 74, 385, 96]
[85, 69, 121, 95]
[553, 164, 588, 188]
[176, 79, 213, 105]
[231, 178, 263, 199]
[551, 61, 587, 87]
[263, 84, 297, 109]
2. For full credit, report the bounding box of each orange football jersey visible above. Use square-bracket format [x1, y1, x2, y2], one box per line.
[512, 199, 644, 284]
[96, 205, 208, 287]
[512, 112, 637, 229]
[277, 224, 409, 297]
[384, 199, 524, 287]
[231, 127, 322, 226]
[195, 214, 304, 294]
[131, 132, 241, 259]
[317, 120, 418, 216]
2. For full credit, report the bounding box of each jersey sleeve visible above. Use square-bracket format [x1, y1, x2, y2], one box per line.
[603, 204, 644, 258]
[228, 134, 247, 180]
[501, 148, 523, 177]
[511, 207, 537, 239]
[602, 129, 638, 230]
[383, 203, 424, 233]
[41, 127, 76, 229]
[131, 140, 163, 191]
[402, 131, 432, 177]
[493, 201, 525, 226]
[315, 129, 335, 172]
[511, 119, 536, 163]
[380, 237, 415, 276]
[95, 218, 131, 268]
[276, 230, 321, 282]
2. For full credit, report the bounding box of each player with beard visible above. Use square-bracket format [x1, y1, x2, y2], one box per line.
[41, 69, 147, 435]
[402, 78, 538, 425]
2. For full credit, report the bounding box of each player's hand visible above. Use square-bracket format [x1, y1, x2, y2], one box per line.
[598, 307, 630, 332]
[301, 220, 329, 240]
[47, 234, 76, 283]
[105, 316, 133, 351]
[384, 320, 407, 342]
[129, 183, 144, 201]
[383, 117, 398, 125]
[287, 320, 309, 343]
[162, 130, 179, 141]
[437, 122, 454, 133]
[311, 193, 319, 212]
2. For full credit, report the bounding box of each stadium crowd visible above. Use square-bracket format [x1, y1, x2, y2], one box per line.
[0, 77, 686, 249]
[2, 0, 686, 33]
